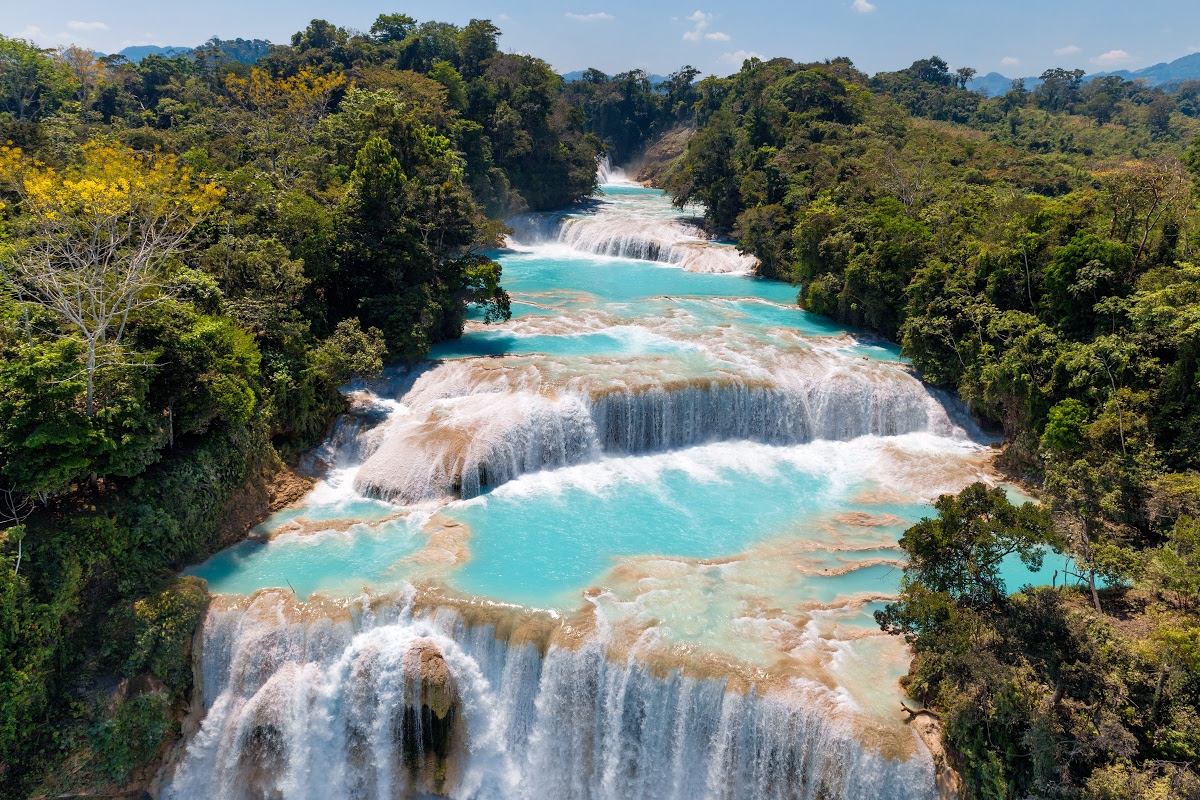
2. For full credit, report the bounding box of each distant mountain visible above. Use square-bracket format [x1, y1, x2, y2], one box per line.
[114, 45, 193, 62]
[967, 72, 1035, 97]
[967, 51, 1200, 97]
[104, 39, 271, 65]
[562, 70, 669, 86]
[1089, 52, 1200, 87]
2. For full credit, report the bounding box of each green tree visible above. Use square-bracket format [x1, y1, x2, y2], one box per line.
[878, 482, 1054, 621]
[370, 13, 417, 43]
[0, 36, 71, 121]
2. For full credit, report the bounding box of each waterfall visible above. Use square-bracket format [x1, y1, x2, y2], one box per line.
[507, 213, 758, 275]
[505, 169, 759, 275]
[164, 593, 940, 800]
[350, 358, 970, 504]
[596, 155, 633, 186]
[173, 175, 977, 800]
[301, 393, 401, 475]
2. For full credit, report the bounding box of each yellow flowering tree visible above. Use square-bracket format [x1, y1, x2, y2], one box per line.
[0, 142, 224, 414]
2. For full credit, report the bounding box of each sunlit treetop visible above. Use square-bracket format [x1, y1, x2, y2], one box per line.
[0, 141, 225, 222]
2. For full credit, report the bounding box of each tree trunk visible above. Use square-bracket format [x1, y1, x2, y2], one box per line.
[85, 339, 96, 416]
[1080, 518, 1103, 614]
[1152, 665, 1168, 713]
[1021, 244, 1035, 309]
[1103, 365, 1126, 457]
[1088, 571, 1102, 614]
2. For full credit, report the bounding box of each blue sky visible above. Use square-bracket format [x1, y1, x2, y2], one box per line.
[3, 1, 1199, 78]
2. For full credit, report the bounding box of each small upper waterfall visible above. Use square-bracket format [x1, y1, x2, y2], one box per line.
[506, 213, 758, 274]
[596, 155, 633, 186]
[163, 592, 940, 800]
[506, 160, 759, 274]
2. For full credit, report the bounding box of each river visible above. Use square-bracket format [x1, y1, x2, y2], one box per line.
[166, 166, 1005, 799]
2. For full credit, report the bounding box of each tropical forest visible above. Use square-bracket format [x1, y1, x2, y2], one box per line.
[1, 9, 1199, 800]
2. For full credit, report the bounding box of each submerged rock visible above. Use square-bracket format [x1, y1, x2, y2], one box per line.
[405, 637, 457, 721]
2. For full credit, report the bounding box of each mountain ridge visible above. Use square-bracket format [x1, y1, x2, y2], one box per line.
[967, 50, 1200, 96]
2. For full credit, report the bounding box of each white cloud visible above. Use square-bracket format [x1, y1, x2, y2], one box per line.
[1091, 49, 1134, 66]
[852, 0, 877, 13]
[1000, 56, 1021, 67]
[565, 12, 614, 22]
[67, 20, 108, 31]
[682, 10, 729, 42]
[720, 49, 763, 65]
[1054, 44, 1081, 57]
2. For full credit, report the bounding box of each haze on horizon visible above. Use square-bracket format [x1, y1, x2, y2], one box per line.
[2, 0, 1199, 80]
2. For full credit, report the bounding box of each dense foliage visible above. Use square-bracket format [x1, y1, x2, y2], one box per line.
[561, 66, 701, 164]
[0, 15, 601, 796]
[4, 13, 1200, 798]
[672, 53, 1200, 798]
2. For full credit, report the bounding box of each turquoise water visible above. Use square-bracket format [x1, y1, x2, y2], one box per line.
[187, 181, 1029, 688]
[438, 260, 903, 363]
[485, 250, 799, 308]
[430, 325, 696, 359]
[444, 444, 923, 608]
[434, 185, 905, 364]
[193, 508, 422, 598]
[191, 434, 1012, 609]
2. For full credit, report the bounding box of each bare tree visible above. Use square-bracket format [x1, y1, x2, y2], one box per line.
[55, 45, 102, 108]
[877, 147, 932, 218]
[1099, 158, 1191, 269]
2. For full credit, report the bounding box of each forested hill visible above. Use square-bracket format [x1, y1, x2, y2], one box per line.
[0, 15, 599, 797]
[661, 55, 1200, 798]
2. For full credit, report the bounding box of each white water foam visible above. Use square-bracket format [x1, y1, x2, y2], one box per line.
[507, 214, 757, 275]
[596, 155, 637, 187]
[349, 355, 972, 504]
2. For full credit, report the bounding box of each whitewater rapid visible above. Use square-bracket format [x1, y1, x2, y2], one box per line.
[348, 356, 970, 504]
[170, 171, 986, 799]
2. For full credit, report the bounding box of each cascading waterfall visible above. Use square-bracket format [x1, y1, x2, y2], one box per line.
[301, 393, 402, 475]
[164, 593, 939, 800]
[172, 176, 980, 799]
[350, 358, 969, 504]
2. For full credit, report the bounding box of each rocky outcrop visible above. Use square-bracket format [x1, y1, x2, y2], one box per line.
[400, 639, 463, 796]
[217, 457, 314, 548]
[904, 709, 964, 800]
[149, 622, 208, 799]
[635, 125, 694, 187]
